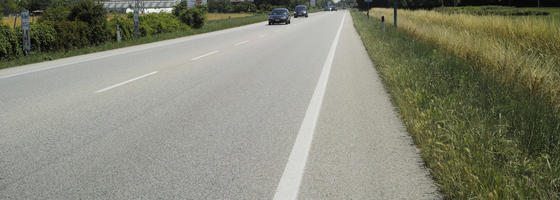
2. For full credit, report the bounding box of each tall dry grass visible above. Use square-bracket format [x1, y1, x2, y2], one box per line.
[207, 13, 252, 21]
[370, 8, 560, 110]
[352, 10, 560, 198]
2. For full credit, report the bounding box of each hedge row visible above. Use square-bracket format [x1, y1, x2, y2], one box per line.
[0, 25, 22, 60]
[0, 0, 206, 61]
[107, 13, 190, 41]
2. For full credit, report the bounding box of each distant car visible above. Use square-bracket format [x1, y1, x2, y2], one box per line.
[294, 5, 308, 18]
[269, 8, 291, 25]
[324, 6, 331, 11]
[331, 6, 338, 11]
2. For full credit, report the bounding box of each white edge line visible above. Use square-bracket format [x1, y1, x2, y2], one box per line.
[95, 71, 158, 93]
[234, 40, 250, 46]
[191, 50, 219, 61]
[272, 13, 346, 200]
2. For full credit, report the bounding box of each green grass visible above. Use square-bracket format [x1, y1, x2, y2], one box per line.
[0, 14, 267, 69]
[351, 10, 559, 199]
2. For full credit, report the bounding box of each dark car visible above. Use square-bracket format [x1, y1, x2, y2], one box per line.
[324, 6, 331, 11]
[269, 8, 291, 25]
[294, 5, 308, 18]
[331, 6, 338, 11]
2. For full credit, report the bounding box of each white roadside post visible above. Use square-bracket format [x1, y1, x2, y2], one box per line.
[21, 11, 31, 55]
[116, 25, 121, 42]
[134, 0, 140, 38]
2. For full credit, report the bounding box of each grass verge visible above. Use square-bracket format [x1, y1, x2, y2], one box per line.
[0, 14, 267, 69]
[434, 6, 558, 16]
[351, 10, 559, 199]
[207, 13, 252, 20]
[368, 8, 560, 117]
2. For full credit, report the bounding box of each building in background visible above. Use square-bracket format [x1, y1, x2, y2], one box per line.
[102, 0, 207, 13]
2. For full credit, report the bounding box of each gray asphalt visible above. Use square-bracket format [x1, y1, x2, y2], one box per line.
[0, 11, 438, 199]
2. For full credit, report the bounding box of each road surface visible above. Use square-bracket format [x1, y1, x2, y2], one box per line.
[0, 11, 439, 199]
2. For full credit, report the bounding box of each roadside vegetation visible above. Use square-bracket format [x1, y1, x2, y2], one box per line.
[369, 8, 560, 118]
[434, 6, 554, 16]
[351, 9, 559, 199]
[0, 0, 207, 62]
[0, 13, 267, 69]
[0, 0, 332, 68]
[207, 13, 252, 20]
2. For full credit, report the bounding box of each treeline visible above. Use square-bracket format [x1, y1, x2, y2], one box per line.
[207, 0, 334, 13]
[0, 0, 73, 16]
[0, 0, 207, 61]
[356, 0, 560, 9]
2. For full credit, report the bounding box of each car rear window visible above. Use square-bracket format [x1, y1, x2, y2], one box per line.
[272, 9, 287, 15]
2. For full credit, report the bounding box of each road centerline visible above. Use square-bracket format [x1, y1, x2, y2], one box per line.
[95, 71, 158, 93]
[272, 13, 346, 200]
[234, 40, 249, 46]
[191, 50, 219, 61]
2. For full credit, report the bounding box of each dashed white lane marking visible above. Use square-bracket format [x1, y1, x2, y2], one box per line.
[0, 21, 269, 80]
[272, 13, 346, 200]
[191, 50, 219, 61]
[95, 71, 158, 93]
[234, 40, 249, 46]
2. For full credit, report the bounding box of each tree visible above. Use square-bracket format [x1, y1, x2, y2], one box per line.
[67, 0, 108, 44]
[207, 0, 232, 12]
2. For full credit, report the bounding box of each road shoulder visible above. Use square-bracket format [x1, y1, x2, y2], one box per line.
[298, 12, 440, 199]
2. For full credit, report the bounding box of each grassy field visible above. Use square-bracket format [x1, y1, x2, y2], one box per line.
[434, 6, 560, 16]
[352, 9, 559, 199]
[1, 15, 39, 27]
[369, 8, 560, 111]
[0, 14, 267, 69]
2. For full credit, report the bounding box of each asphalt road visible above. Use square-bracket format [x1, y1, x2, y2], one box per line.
[0, 11, 439, 199]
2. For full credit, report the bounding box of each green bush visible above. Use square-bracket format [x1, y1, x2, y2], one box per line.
[140, 13, 188, 35]
[53, 20, 90, 50]
[0, 25, 23, 60]
[173, 2, 207, 28]
[107, 13, 190, 41]
[107, 15, 135, 41]
[30, 22, 56, 52]
[67, 0, 108, 45]
[233, 2, 257, 12]
[39, 5, 71, 22]
[191, 6, 207, 28]
[208, 0, 232, 13]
